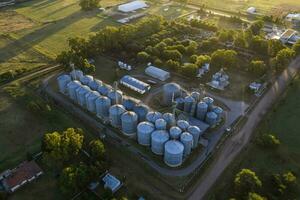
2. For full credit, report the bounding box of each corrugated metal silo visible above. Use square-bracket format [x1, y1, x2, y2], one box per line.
[169, 126, 182, 140]
[155, 118, 167, 130]
[164, 140, 184, 167]
[163, 113, 176, 128]
[80, 75, 93, 85]
[97, 84, 112, 96]
[205, 111, 218, 126]
[86, 91, 100, 113]
[187, 126, 201, 149]
[67, 81, 81, 101]
[133, 104, 150, 122]
[88, 79, 102, 91]
[213, 106, 223, 121]
[196, 101, 208, 120]
[57, 74, 71, 94]
[203, 97, 214, 110]
[184, 96, 195, 113]
[109, 104, 126, 127]
[70, 70, 83, 80]
[107, 90, 123, 105]
[95, 96, 111, 118]
[76, 85, 90, 106]
[137, 121, 155, 146]
[177, 120, 190, 131]
[122, 98, 137, 111]
[151, 130, 169, 155]
[180, 132, 193, 157]
[162, 83, 181, 106]
[146, 111, 162, 123]
[191, 91, 201, 102]
[121, 111, 138, 136]
[175, 97, 185, 110]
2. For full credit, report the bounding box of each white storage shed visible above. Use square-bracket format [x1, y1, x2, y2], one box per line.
[118, 1, 148, 13]
[145, 66, 170, 81]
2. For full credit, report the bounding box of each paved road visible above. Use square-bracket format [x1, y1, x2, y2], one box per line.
[188, 56, 300, 200]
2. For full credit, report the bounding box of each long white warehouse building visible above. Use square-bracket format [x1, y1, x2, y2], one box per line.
[118, 1, 148, 13]
[145, 66, 170, 81]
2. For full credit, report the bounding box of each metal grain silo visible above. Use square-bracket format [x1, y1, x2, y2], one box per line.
[180, 132, 193, 157]
[213, 106, 223, 121]
[191, 91, 201, 102]
[177, 120, 190, 131]
[163, 113, 176, 128]
[205, 111, 218, 126]
[121, 111, 138, 136]
[88, 79, 102, 91]
[137, 121, 155, 146]
[95, 96, 111, 118]
[67, 81, 81, 101]
[151, 130, 169, 155]
[109, 104, 126, 128]
[203, 97, 214, 110]
[86, 91, 100, 113]
[107, 90, 123, 105]
[146, 111, 162, 123]
[169, 126, 182, 140]
[175, 97, 185, 110]
[155, 118, 167, 130]
[162, 83, 181, 106]
[184, 96, 195, 113]
[80, 75, 93, 85]
[77, 85, 90, 106]
[164, 140, 184, 167]
[133, 104, 150, 122]
[57, 74, 71, 94]
[97, 84, 112, 96]
[70, 70, 83, 80]
[196, 101, 208, 120]
[187, 126, 201, 149]
[122, 98, 137, 111]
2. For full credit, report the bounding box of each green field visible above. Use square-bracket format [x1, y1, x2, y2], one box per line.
[191, 0, 300, 16]
[207, 76, 300, 199]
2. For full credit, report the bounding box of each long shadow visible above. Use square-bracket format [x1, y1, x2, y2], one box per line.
[44, 2, 77, 17]
[0, 10, 93, 62]
[31, 0, 57, 9]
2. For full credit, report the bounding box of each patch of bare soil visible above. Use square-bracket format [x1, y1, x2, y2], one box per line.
[0, 10, 36, 33]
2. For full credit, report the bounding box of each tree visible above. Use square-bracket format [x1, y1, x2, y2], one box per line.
[249, 20, 264, 35]
[234, 32, 247, 48]
[137, 51, 150, 63]
[195, 55, 211, 67]
[162, 49, 182, 61]
[247, 192, 266, 200]
[234, 169, 262, 197]
[258, 134, 280, 148]
[292, 40, 300, 56]
[165, 59, 180, 71]
[189, 55, 198, 63]
[180, 63, 198, 77]
[89, 140, 105, 161]
[79, 0, 100, 10]
[274, 48, 296, 71]
[211, 49, 237, 69]
[185, 41, 198, 55]
[268, 39, 284, 57]
[272, 171, 296, 196]
[250, 36, 268, 56]
[248, 60, 266, 76]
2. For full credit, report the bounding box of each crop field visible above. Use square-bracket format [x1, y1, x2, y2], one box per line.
[206, 76, 300, 199]
[191, 0, 300, 16]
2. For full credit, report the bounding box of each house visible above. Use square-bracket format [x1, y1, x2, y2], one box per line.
[118, 1, 148, 13]
[102, 173, 122, 193]
[279, 29, 300, 45]
[286, 13, 300, 27]
[0, 161, 43, 193]
[120, 75, 151, 94]
[145, 66, 170, 81]
[246, 7, 256, 14]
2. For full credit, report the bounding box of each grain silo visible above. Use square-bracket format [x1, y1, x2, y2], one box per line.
[121, 111, 138, 136]
[107, 90, 123, 105]
[151, 130, 169, 155]
[162, 83, 181, 106]
[180, 132, 193, 157]
[122, 98, 137, 111]
[88, 79, 102, 91]
[70, 70, 83, 80]
[95, 96, 111, 118]
[137, 121, 155, 146]
[57, 74, 71, 94]
[164, 140, 184, 167]
[184, 96, 195, 113]
[163, 113, 176, 128]
[213, 106, 223, 121]
[67, 81, 81, 101]
[187, 126, 201, 149]
[86, 91, 100, 113]
[177, 120, 190, 131]
[205, 111, 218, 126]
[133, 104, 150, 122]
[97, 84, 112, 96]
[191, 91, 201, 102]
[169, 126, 182, 140]
[203, 97, 214, 110]
[196, 101, 208, 120]
[76, 85, 90, 107]
[80, 75, 93, 86]
[109, 104, 126, 127]
[146, 111, 162, 123]
[175, 97, 185, 111]
[155, 118, 167, 130]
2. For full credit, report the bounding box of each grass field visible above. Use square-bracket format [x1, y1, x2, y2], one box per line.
[206, 76, 300, 199]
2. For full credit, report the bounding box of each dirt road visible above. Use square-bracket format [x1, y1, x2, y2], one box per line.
[188, 56, 300, 200]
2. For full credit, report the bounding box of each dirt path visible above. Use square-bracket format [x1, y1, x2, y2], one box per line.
[188, 56, 300, 200]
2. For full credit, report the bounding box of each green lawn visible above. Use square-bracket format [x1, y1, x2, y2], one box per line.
[207, 76, 300, 199]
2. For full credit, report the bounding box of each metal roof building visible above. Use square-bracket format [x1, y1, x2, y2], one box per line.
[145, 66, 170, 81]
[120, 75, 150, 94]
[118, 0, 148, 13]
